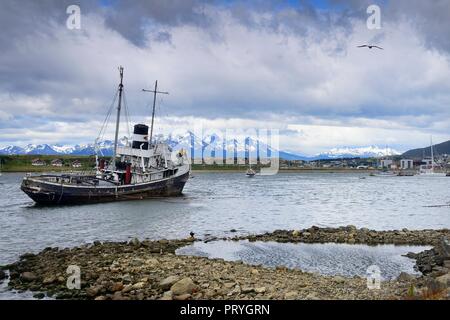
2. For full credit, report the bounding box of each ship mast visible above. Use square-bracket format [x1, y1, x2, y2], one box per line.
[142, 81, 169, 146]
[112, 66, 124, 171]
[430, 135, 434, 173]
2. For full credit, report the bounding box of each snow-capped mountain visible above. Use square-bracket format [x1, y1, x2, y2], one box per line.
[316, 146, 401, 159]
[0, 135, 400, 160]
[0, 141, 118, 156]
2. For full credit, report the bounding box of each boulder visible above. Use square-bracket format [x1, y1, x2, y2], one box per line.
[111, 282, 124, 292]
[284, 291, 298, 300]
[131, 282, 146, 290]
[292, 230, 301, 237]
[145, 258, 159, 266]
[121, 284, 133, 293]
[170, 278, 196, 295]
[435, 273, 450, 286]
[33, 293, 45, 299]
[173, 293, 191, 300]
[42, 276, 56, 285]
[130, 238, 140, 246]
[20, 272, 37, 282]
[255, 287, 266, 294]
[251, 269, 259, 275]
[306, 293, 320, 300]
[333, 276, 346, 284]
[86, 286, 101, 297]
[444, 260, 450, 269]
[396, 272, 415, 282]
[159, 276, 179, 290]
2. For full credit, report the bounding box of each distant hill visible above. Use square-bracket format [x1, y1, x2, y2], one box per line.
[402, 140, 450, 159]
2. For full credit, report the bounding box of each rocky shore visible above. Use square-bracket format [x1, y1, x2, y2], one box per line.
[230, 225, 449, 246]
[1, 226, 449, 300]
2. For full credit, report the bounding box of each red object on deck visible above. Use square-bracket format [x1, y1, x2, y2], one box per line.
[125, 164, 132, 184]
[99, 159, 105, 170]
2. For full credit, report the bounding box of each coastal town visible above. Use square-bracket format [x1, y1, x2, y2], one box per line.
[280, 154, 450, 172]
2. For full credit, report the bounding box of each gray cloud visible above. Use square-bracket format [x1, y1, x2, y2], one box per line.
[102, 0, 213, 46]
[1, 0, 450, 150]
[331, 0, 450, 53]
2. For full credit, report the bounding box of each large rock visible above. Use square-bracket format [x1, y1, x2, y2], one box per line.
[42, 276, 56, 285]
[173, 293, 191, 300]
[284, 291, 298, 300]
[292, 230, 301, 237]
[130, 238, 140, 246]
[170, 277, 196, 295]
[0, 270, 6, 281]
[86, 286, 101, 297]
[159, 276, 179, 290]
[332, 276, 346, 284]
[111, 282, 124, 292]
[441, 238, 450, 258]
[255, 287, 266, 294]
[435, 273, 450, 286]
[396, 272, 415, 282]
[241, 287, 254, 294]
[131, 282, 146, 290]
[20, 272, 37, 282]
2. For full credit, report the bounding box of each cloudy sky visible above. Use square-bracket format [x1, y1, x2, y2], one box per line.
[1, 0, 450, 155]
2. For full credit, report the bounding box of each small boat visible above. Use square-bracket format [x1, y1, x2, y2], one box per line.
[397, 171, 415, 176]
[246, 168, 256, 177]
[418, 138, 446, 177]
[372, 171, 397, 177]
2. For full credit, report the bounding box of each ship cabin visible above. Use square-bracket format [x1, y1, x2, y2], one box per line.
[97, 123, 186, 185]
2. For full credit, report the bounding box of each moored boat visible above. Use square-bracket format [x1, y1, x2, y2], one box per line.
[371, 171, 397, 177]
[246, 168, 256, 177]
[21, 67, 190, 205]
[418, 136, 446, 177]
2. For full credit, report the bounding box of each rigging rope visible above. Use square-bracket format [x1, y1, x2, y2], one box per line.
[122, 90, 132, 142]
[96, 89, 119, 143]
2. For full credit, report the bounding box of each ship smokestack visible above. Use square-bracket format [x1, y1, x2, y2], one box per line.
[132, 124, 149, 150]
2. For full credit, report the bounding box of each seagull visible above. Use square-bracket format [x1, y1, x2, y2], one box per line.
[357, 44, 383, 50]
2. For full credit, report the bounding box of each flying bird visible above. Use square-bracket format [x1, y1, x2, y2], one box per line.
[357, 44, 384, 50]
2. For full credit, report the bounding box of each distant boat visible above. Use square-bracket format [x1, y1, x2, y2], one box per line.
[371, 171, 397, 177]
[397, 171, 415, 176]
[246, 164, 256, 177]
[419, 136, 447, 177]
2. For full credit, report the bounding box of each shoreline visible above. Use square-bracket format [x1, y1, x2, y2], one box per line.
[229, 226, 449, 246]
[2, 226, 448, 300]
[0, 169, 376, 174]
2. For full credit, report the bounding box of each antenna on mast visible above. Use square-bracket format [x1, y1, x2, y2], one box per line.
[142, 81, 169, 146]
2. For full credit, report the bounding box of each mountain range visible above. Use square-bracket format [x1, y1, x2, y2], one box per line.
[0, 133, 404, 160]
